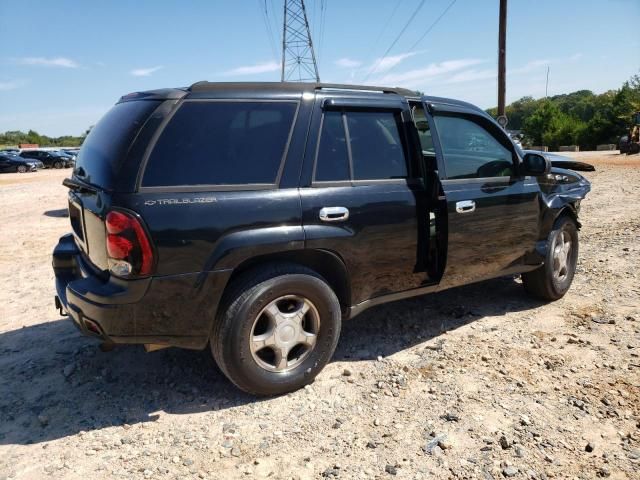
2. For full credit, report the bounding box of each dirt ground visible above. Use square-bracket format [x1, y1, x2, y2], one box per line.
[0, 152, 638, 480]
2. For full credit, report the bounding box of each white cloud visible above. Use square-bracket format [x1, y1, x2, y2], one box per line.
[18, 57, 79, 68]
[369, 52, 420, 74]
[448, 69, 496, 84]
[335, 57, 362, 68]
[0, 80, 26, 91]
[510, 59, 550, 75]
[130, 66, 164, 77]
[377, 58, 486, 86]
[223, 61, 280, 76]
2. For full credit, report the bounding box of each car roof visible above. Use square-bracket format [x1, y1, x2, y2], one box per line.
[117, 82, 484, 114]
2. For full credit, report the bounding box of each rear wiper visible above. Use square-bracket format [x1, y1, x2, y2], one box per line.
[62, 177, 99, 193]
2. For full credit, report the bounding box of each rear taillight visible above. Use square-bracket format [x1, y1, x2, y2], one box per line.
[105, 210, 154, 277]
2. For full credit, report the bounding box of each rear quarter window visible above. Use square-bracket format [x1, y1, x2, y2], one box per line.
[142, 101, 298, 187]
[75, 100, 161, 188]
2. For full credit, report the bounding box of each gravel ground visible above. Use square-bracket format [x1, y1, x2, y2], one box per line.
[0, 153, 639, 480]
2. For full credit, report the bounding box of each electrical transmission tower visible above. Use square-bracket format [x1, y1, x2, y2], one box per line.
[281, 0, 320, 82]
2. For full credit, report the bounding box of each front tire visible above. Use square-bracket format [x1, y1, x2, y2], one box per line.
[211, 264, 342, 396]
[17, 165, 27, 173]
[522, 215, 579, 300]
[53, 161, 63, 169]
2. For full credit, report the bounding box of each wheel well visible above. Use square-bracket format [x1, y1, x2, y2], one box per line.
[555, 205, 579, 228]
[226, 250, 351, 309]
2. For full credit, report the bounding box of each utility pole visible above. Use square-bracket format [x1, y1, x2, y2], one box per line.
[496, 0, 508, 128]
[281, 0, 320, 82]
[545, 65, 550, 99]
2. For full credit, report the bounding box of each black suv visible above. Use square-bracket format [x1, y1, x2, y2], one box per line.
[20, 150, 73, 169]
[53, 82, 591, 395]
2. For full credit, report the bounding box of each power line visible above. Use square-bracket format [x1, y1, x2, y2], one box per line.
[380, 0, 458, 78]
[369, 0, 405, 58]
[407, 0, 457, 52]
[269, 0, 281, 46]
[259, 0, 279, 62]
[317, 0, 328, 67]
[362, 0, 427, 82]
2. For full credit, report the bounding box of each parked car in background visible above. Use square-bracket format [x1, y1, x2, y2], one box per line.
[55, 150, 77, 166]
[0, 148, 21, 155]
[20, 150, 73, 169]
[0, 153, 39, 173]
[62, 148, 80, 157]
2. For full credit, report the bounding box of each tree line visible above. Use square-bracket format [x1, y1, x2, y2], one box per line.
[487, 75, 640, 150]
[0, 127, 90, 148]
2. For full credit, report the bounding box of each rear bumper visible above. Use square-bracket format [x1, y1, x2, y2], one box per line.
[53, 233, 231, 349]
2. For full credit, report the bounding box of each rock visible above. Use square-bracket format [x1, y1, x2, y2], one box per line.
[597, 466, 611, 477]
[499, 435, 512, 450]
[591, 315, 610, 325]
[442, 412, 460, 422]
[322, 466, 340, 477]
[385, 464, 398, 475]
[62, 363, 76, 378]
[519, 414, 532, 426]
[585, 442, 595, 453]
[373, 418, 380, 426]
[37, 414, 49, 427]
[424, 434, 447, 454]
[514, 445, 526, 458]
[502, 466, 518, 477]
[143, 469, 152, 478]
[183, 458, 194, 466]
[342, 369, 352, 377]
[438, 437, 453, 450]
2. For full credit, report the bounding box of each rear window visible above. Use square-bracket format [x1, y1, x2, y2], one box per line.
[142, 101, 297, 187]
[75, 100, 161, 187]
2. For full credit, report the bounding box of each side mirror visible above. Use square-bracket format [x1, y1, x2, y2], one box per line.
[521, 152, 550, 176]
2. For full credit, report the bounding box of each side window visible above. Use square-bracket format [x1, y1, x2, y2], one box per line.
[347, 111, 407, 180]
[314, 109, 408, 183]
[433, 115, 514, 179]
[142, 101, 297, 187]
[315, 111, 349, 182]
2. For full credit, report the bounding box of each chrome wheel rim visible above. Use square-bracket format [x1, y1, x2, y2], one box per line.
[552, 230, 572, 282]
[250, 295, 320, 373]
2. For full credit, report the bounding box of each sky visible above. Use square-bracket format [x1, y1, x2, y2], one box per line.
[0, 0, 638, 137]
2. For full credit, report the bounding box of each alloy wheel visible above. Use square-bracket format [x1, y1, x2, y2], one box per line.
[249, 295, 320, 372]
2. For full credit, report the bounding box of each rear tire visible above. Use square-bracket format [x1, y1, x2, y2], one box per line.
[53, 161, 62, 169]
[17, 165, 27, 173]
[211, 263, 342, 396]
[522, 215, 578, 300]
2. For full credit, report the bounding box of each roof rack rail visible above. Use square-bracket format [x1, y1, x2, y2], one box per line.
[185, 81, 419, 98]
[315, 83, 417, 96]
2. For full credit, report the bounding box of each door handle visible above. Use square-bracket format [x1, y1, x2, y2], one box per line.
[319, 206, 349, 222]
[455, 200, 476, 213]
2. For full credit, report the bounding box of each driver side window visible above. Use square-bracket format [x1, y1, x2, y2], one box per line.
[434, 115, 514, 179]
